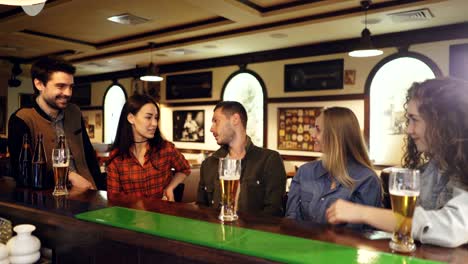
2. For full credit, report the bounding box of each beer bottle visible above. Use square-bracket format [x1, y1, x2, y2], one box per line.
[31, 133, 50, 189]
[57, 135, 66, 149]
[18, 134, 32, 187]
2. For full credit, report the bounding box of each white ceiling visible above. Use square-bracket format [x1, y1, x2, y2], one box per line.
[0, 0, 467, 76]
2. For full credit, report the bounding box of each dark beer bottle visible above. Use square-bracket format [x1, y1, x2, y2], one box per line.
[18, 134, 33, 187]
[31, 133, 50, 189]
[57, 135, 66, 149]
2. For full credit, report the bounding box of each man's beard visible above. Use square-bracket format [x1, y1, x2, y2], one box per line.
[45, 96, 69, 110]
[217, 128, 235, 145]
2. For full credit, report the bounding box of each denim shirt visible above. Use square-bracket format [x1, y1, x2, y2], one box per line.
[286, 159, 381, 226]
[418, 160, 452, 210]
[412, 160, 468, 247]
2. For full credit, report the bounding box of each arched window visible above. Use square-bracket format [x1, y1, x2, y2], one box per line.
[222, 70, 267, 147]
[367, 52, 440, 165]
[103, 83, 127, 144]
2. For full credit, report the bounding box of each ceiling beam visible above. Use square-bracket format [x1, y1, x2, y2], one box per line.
[183, 0, 261, 23]
[74, 22, 468, 83]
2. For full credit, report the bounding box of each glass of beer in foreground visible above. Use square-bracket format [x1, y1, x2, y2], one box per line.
[52, 148, 70, 196]
[389, 168, 420, 253]
[218, 157, 241, 222]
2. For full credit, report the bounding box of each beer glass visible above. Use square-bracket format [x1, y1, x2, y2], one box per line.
[218, 158, 241, 222]
[52, 148, 70, 196]
[388, 168, 420, 253]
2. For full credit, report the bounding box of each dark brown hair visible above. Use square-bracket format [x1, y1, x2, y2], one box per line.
[31, 57, 76, 94]
[403, 78, 468, 184]
[214, 101, 248, 129]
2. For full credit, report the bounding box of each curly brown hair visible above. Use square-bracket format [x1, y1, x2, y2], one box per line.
[403, 78, 468, 184]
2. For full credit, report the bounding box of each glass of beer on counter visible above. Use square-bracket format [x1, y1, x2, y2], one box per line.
[389, 168, 420, 253]
[218, 157, 241, 222]
[52, 148, 70, 196]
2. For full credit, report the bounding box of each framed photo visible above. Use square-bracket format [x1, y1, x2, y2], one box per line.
[166, 72, 212, 100]
[81, 108, 103, 143]
[0, 96, 6, 135]
[173, 110, 205, 143]
[450, 43, 468, 81]
[284, 59, 343, 92]
[277, 107, 323, 151]
[131, 78, 160, 100]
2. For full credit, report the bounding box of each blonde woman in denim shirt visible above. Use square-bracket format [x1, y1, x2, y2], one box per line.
[286, 107, 382, 227]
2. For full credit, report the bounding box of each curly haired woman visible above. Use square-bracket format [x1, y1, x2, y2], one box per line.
[326, 78, 468, 247]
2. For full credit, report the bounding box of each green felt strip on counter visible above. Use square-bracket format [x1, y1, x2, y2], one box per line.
[75, 207, 441, 264]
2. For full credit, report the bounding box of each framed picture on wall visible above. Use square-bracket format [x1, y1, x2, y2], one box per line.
[81, 107, 103, 143]
[173, 110, 205, 143]
[450, 43, 468, 81]
[131, 78, 160, 100]
[277, 107, 323, 151]
[166, 72, 212, 100]
[284, 59, 343, 92]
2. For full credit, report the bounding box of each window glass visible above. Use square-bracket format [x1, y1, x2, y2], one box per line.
[370, 57, 435, 165]
[223, 72, 264, 146]
[104, 85, 126, 144]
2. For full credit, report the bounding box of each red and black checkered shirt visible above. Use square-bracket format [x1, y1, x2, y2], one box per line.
[107, 141, 191, 197]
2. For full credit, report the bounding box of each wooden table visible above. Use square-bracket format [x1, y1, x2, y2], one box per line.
[0, 177, 466, 263]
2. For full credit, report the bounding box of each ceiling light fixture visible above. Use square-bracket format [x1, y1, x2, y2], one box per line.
[0, 0, 45, 4]
[1, 0, 47, 16]
[140, 43, 163, 82]
[107, 13, 150, 25]
[349, 0, 383, 58]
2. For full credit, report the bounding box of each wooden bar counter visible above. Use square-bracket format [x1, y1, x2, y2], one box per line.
[0, 177, 466, 263]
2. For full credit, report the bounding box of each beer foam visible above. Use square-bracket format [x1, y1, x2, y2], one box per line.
[220, 170, 240, 180]
[53, 163, 69, 168]
[389, 189, 420, 197]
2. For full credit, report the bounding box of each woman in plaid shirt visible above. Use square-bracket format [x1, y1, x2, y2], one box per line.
[107, 94, 190, 200]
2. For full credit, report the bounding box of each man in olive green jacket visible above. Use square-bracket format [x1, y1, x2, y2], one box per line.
[197, 101, 286, 216]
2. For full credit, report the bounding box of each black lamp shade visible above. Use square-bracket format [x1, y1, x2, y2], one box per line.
[140, 63, 163, 82]
[349, 27, 383, 57]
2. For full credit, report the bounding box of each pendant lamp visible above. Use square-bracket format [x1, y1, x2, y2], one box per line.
[1, 0, 47, 16]
[140, 43, 163, 82]
[349, 0, 383, 58]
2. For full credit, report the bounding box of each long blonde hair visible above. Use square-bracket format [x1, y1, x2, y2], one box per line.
[320, 107, 374, 188]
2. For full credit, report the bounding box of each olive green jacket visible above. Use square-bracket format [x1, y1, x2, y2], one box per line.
[197, 137, 286, 216]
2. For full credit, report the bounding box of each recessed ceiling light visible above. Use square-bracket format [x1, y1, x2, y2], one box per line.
[362, 18, 381, 25]
[106, 59, 121, 64]
[167, 49, 197, 55]
[107, 13, 150, 25]
[270, 33, 288, 39]
[84, 62, 107, 68]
